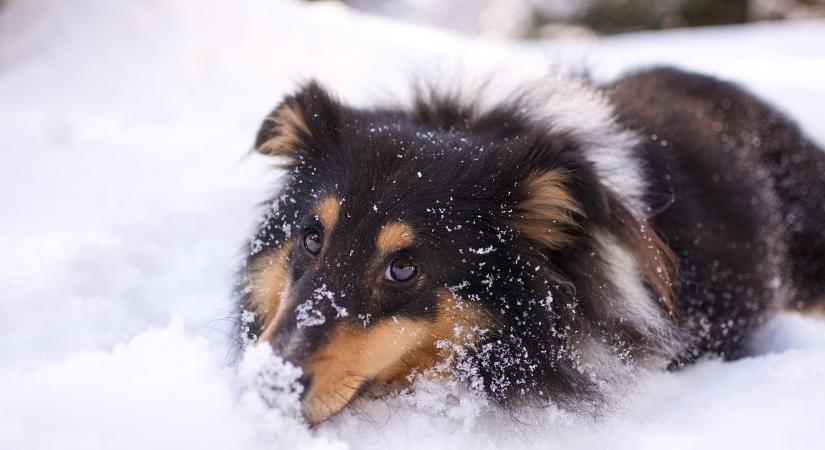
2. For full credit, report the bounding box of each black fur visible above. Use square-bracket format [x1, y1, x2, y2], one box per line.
[237, 67, 825, 420]
[609, 67, 825, 359]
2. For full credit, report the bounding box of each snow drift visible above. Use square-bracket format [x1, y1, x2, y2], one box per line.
[1, 0, 824, 449]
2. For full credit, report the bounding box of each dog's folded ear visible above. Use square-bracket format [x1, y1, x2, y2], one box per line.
[254, 80, 341, 163]
[512, 169, 584, 249]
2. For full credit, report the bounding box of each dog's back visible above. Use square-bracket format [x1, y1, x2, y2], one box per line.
[608, 67, 825, 359]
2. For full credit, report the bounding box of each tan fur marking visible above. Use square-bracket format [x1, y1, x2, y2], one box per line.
[316, 196, 341, 232]
[247, 241, 293, 342]
[606, 192, 679, 317]
[375, 222, 416, 254]
[302, 318, 428, 423]
[375, 290, 489, 384]
[301, 289, 488, 423]
[639, 223, 678, 315]
[513, 170, 583, 249]
[256, 102, 310, 158]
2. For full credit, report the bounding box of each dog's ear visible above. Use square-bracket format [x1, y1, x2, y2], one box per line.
[511, 169, 584, 249]
[254, 81, 341, 163]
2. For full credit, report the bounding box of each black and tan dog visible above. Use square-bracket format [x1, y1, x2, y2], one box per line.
[236, 67, 825, 423]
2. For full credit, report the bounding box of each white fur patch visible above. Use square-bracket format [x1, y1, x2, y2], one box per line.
[515, 74, 647, 213]
[396, 72, 648, 213]
[594, 231, 682, 366]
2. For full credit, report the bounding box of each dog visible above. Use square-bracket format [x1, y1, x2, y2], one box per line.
[236, 67, 825, 424]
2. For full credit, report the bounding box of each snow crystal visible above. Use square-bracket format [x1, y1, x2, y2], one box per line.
[313, 284, 348, 318]
[540, 291, 554, 310]
[295, 299, 326, 328]
[294, 285, 350, 328]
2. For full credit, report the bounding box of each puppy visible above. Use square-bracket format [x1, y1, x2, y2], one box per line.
[236, 67, 825, 423]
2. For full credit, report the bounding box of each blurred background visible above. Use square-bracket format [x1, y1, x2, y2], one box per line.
[311, 0, 825, 38]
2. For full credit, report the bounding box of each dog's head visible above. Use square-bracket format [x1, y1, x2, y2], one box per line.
[239, 81, 676, 423]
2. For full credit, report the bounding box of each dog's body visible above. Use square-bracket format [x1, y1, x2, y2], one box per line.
[237, 67, 825, 423]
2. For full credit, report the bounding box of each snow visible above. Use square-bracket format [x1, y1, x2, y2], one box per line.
[1, 0, 824, 448]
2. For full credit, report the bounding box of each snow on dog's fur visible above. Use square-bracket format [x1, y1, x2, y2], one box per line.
[236, 67, 825, 423]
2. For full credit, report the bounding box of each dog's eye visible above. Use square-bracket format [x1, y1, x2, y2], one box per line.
[384, 257, 417, 282]
[303, 230, 322, 255]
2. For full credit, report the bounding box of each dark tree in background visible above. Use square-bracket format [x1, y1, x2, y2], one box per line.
[316, 0, 825, 37]
[573, 0, 749, 34]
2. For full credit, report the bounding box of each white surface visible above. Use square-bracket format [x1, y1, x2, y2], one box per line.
[1, 0, 824, 448]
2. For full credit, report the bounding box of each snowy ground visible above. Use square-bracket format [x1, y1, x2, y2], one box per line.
[1, 1, 824, 449]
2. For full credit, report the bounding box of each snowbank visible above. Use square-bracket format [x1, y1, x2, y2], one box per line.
[1, 0, 824, 448]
